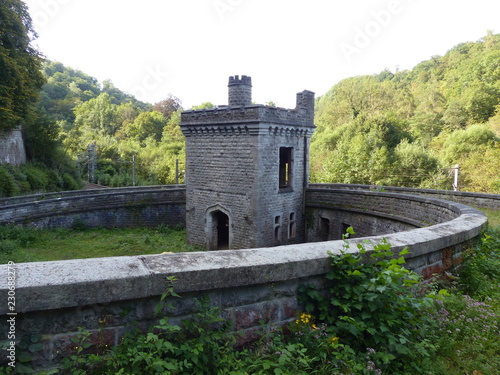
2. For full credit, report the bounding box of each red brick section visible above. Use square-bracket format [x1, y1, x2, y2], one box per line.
[421, 246, 464, 279]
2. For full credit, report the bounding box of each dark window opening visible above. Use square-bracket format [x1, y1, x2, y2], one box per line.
[289, 212, 296, 239]
[320, 218, 330, 241]
[274, 215, 281, 243]
[279, 147, 293, 189]
[214, 211, 229, 250]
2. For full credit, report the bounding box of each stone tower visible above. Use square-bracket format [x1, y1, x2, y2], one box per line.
[180, 75, 315, 250]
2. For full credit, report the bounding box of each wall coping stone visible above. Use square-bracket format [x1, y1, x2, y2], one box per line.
[0, 185, 185, 207]
[309, 183, 500, 209]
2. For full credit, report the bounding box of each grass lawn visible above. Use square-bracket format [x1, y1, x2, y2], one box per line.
[477, 206, 500, 228]
[0, 225, 202, 264]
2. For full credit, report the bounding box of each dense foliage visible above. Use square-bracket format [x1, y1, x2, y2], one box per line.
[0, 162, 79, 197]
[0, 0, 79, 189]
[37, 61, 186, 186]
[312, 31, 500, 193]
[0, 0, 44, 131]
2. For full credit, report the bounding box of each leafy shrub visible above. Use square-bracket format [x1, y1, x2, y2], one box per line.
[20, 164, 49, 191]
[0, 225, 38, 246]
[58, 280, 242, 375]
[430, 294, 500, 374]
[62, 172, 80, 190]
[459, 228, 500, 298]
[0, 165, 18, 197]
[8, 228, 498, 375]
[0, 240, 17, 254]
[298, 228, 438, 373]
[45, 168, 63, 190]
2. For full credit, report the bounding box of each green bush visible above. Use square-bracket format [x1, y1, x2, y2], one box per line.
[62, 172, 81, 190]
[0, 165, 18, 197]
[46, 168, 63, 190]
[20, 164, 49, 191]
[298, 228, 438, 373]
[5, 228, 497, 375]
[459, 227, 500, 298]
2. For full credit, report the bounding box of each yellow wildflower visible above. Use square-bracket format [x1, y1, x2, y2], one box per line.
[330, 336, 339, 345]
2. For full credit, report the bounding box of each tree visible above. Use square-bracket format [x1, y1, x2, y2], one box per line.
[73, 93, 118, 135]
[153, 94, 182, 120]
[0, 0, 45, 130]
[124, 111, 167, 143]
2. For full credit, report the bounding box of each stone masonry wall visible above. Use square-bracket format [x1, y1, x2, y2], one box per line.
[256, 128, 310, 245]
[0, 127, 26, 166]
[183, 131, 259, 249]
[306, 188, 461, 228]
[310, 183, 500, 210]
[0, 186, 186, 229]
[181, 88, 315, 249]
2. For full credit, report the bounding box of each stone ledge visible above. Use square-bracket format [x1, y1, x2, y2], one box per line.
[0, 185, 186, 207]
[309, 183, 500, 209]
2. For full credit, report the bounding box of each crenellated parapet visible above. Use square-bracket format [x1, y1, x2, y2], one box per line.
[228, 75, 252, 107]
[180, 98, 315, 135]
[181, 75, 314, 135]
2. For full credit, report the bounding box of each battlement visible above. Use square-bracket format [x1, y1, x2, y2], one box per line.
[228, 75, 252, 107]
[181, 99, 315, 134]
[228, 75, 252, 87]
[181, 76, 315, 132]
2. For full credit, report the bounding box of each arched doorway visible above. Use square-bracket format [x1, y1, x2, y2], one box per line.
[214, 211, 229, 250]
[206, 206, 232, 250]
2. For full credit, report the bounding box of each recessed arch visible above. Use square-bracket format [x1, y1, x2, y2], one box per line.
[206, 205, 232, 250]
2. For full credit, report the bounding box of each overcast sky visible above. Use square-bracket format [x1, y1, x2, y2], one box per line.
[24, 0, 500, 109]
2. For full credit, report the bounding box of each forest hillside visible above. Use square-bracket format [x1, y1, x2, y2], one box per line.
[312, 31, 500, 193]
[36, 60, 187, 187]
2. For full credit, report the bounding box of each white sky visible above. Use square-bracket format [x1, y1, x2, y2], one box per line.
[24, 0, 500, 109]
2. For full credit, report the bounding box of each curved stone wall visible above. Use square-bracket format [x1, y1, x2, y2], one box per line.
[305, 187, 465, 241]
[310, 183, 500, 210]
[0, 185, 186, 229]
[0, 185, 489, 370]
